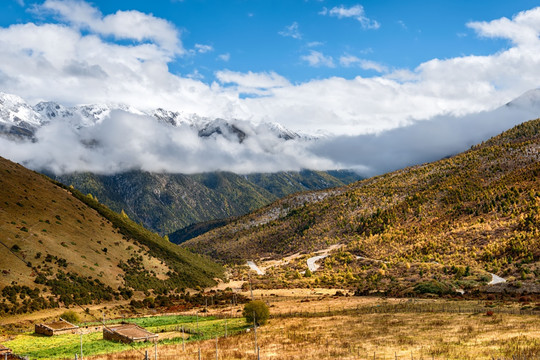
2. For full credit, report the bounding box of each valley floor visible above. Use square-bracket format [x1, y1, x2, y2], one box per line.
[1, 290, 539, 360]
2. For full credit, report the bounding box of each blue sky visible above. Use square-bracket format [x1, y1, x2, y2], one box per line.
[2, 0, 538, 83]
[0, 0, 539, 136]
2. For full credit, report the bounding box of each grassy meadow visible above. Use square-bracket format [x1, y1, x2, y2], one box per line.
[3, 315, 246, 359]
[3, 294, 539, 360]
[83, 299, 540, 360]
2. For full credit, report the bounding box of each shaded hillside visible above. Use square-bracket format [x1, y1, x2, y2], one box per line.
[51, 170, 359, 235]
[0, 158, 222, 314]
[183, 118, 540, 291]
[169, 218, 235, 245]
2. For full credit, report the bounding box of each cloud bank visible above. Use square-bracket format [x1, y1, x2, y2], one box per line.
[310, 91, 540, 176]
[0, 111, 336, 175]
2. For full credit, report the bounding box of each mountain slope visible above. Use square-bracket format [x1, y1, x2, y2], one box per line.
[0, 157, 222, 314]
[183, 118, 540, 288]
[50, 170, 358, 235]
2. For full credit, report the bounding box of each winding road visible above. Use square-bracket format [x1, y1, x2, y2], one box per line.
[246, 260, 265, 275]
[307, 255, 328, 272]
[489, 273, 507, 285]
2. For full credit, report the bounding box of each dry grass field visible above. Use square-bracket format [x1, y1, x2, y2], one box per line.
[79, 294, 540, 360]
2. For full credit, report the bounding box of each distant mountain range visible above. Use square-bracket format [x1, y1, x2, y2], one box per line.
[1, 90, 539, 239]
[0, 92, 307, 143]
[50, 169, 359, 236]
[0, 92, 361, 235]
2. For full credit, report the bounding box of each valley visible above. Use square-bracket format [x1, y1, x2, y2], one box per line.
[1, 94, 540, 360]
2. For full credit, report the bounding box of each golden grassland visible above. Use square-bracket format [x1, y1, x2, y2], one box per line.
[85, 295, 540, 360]
[3, 292, 538, 360]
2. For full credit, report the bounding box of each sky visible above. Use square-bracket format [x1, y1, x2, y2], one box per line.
[0, 1, 540, 175]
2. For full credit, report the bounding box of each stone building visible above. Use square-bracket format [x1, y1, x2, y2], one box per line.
[34, 318, 79, 336]
[103, 323, 158, 344]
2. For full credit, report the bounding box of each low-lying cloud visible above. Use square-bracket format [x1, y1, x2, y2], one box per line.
[0, 111, 336, 175]
[2, 90, 539, 177]
[310, 95, 540, 176]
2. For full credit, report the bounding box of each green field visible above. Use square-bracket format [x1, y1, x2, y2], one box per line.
[5, 315, 247, 359]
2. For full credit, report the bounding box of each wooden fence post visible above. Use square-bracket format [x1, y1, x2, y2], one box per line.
[253, 311, 258, 355]
[80, 332, 83, 360]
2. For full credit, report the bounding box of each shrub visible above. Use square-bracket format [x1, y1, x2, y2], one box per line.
[243, 300, 270, 326]
[414, 280, 454, 296]
[61, 310, 80, 324]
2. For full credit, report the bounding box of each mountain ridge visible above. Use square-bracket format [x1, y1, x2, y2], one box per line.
[182, 117, 540, 294]
[50, 169, 360, 235]
[0, 156, 223, 314]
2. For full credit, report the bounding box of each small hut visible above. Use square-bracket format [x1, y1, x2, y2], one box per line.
[103, 323, 158, 343]
[35, 318, 79, 336]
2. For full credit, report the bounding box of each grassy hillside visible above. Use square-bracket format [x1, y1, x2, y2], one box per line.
[51, 170, 360, 235]
[0, 158, 222, 314]
[183, 118, 540, 294]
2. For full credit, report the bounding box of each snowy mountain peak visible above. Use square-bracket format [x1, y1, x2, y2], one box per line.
[0, 92, 309, 145]
[33, 101, 73, 122]
[152, 108, 193, 127]
[263, 122, 300, 140]
[0, 92, 43, 129]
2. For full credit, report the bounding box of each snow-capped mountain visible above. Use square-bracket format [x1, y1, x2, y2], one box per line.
[0, 92, 304, 143]
[0, 93, 44, 138]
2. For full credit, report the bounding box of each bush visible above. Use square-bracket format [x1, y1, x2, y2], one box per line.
[60, 310, 80, 324]
[414, 280, 454, 296]
[242, 300, 269, 326]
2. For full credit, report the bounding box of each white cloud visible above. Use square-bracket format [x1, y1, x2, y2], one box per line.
[38, 0, 182, 54]
[311, 94, 540, 176]
[339, 55, 388, 72]
[279, 22, 302, 39]
[467, 7, 540, 45]
[216, 70, 290, 89]
[15, 0, 25, 6]
[320, 4, 380, 29]
[195, 44, 213, 53]
[0, 111, 335, 174]
[301, 50, 335, 67]
[218, 53, 230, 62]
